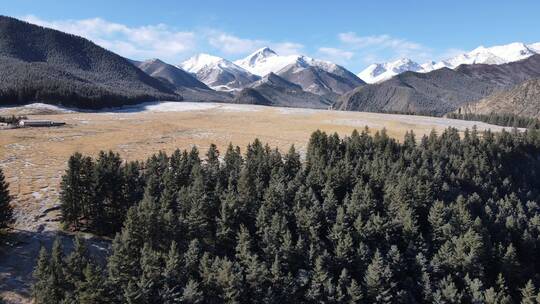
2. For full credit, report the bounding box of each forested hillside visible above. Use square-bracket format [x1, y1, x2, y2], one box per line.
[336, 55, 540, 115]
[0, 16, 179, 108]
[34, 128, 540, 303]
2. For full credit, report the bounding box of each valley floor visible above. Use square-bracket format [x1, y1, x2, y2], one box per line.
[0, 101, 516, 303]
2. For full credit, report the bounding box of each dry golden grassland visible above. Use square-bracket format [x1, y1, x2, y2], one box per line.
[0, 102, 513, 231]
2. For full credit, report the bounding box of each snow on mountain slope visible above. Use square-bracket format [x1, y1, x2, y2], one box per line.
[357, 42, 540, 83]
[441, 42, 536, 68]
[357, 58, 424, 84]
[234, 47, 303, 76]
[234, 47, 364, 97]
[234, 47, 344, 77]
[179, 54, 259, 92]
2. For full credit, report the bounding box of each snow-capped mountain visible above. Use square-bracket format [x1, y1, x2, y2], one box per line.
[235, 47, 345, 77]
[436, 42, 537, 70]
[357, 58, 424, 84]
[358, 42, 540, 83]
[233, 47, 289, 76]
[180, 54, 259, 92]
[235, 47, 364, 97]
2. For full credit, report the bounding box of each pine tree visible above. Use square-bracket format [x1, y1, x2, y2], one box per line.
[160, 241, 183, 304]
[60, 153, 85, 229]
[181, 279, 204, 304]
[433, 276, 462, 304]
[364, 250, 394, 304]
[33, 239, 69, 304]
[347, 279, 364, 304]
[306, 256, 332, 303]
[0, 168, 12, 229]
[66, 236, 89, 285]
[32, 247, 52, 304]
[216, 259, 243, 304]
[136, 243, 163, 303]
[520, 280, 537, 304]
[48, 238, 68, 302]
[59, 153, 94, 230]
[77, 263, 109, 304]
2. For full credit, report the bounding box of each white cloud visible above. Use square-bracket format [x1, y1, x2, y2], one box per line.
[339, 32, 423, 52]
[318, 47, 354, 59]
[206, 30, 303, 57]
[436, 48, 467, 61]
[22, 15, 197, 62]
[22, 15, 306, 63]
[337, 32, 435, 67]
[207, 32, 266, 55]
[271, 42, 304, 56]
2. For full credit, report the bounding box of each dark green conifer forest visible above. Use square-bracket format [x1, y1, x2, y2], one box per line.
[33, 128, 540, 303]
[447, 112, 540, 129]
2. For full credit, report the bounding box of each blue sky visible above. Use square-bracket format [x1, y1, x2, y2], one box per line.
[2, 0, 540, 72]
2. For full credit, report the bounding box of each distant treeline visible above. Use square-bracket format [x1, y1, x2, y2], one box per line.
[32, 128, 540, 303]
[377, 109, 440, 117]
[447, 112, 540, 129]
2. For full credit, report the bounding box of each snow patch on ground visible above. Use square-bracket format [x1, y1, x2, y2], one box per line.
[0, 102, 264, 115]
[105, 102, 262, 113]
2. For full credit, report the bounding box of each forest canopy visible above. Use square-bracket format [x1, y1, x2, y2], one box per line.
[34, 127, 540, 303]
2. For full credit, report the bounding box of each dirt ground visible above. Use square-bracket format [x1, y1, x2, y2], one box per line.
[0, 102, 513, 303]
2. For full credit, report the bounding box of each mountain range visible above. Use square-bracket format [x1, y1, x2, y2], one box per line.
[2, 14, 540, 118]
[337, 54, 540, 115]
[234, 72, 333, 108]
[132, 58, 232, 102]
[359, 42, 540, 83]
[181, 48, 364, 98]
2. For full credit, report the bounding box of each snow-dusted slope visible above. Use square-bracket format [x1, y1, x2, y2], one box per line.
[180, 54, 259, 92]
[235, 47, 364, 97]
[358, 42, 540, 83]
[235, 47, 346, 77]
[437, 42, 537, 69]
[357, 58, 424, 84]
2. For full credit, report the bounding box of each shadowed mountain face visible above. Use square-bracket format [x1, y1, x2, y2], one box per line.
[336, 54, 540, 115]
[0, 16, 179, 108]
[232, 88, 272, 106]
[133, 58, 233, 102]
[277, 63, 365, 100]
[234, 73, 332, 109]
[457, 78, 540, 118]
[132, 59, 209, 90]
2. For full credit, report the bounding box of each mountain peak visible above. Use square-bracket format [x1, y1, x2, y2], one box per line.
[252, 47, 278, 58]
[233, 47, 281, 75]
[357, 41, 540, 83]
[357, 58, 422, 83]
[146, 58, 165, 64]
[180, 53, 232, 73]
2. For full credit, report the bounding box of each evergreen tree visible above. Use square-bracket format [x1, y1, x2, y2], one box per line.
[364, 250, 394, 304]
[520, 280, 537, 304]
[32, 247, 53, 304]
[77, 263, 109, 304]
[181, 279, 204, 304]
